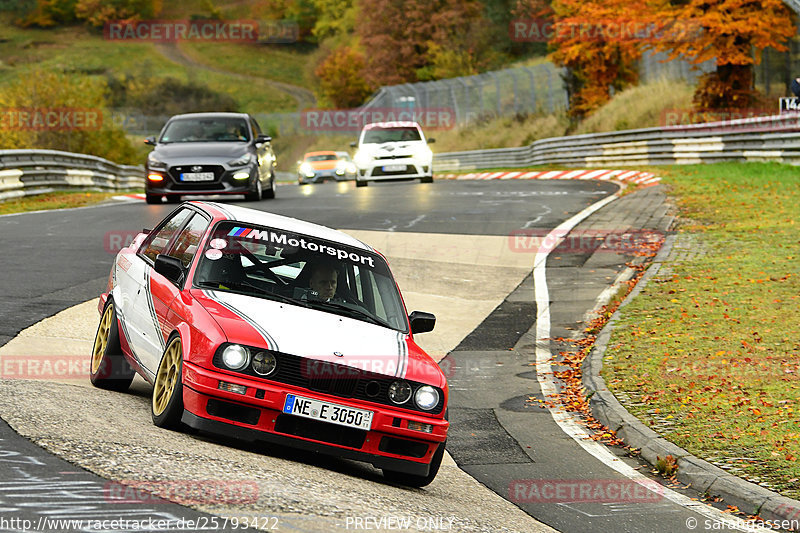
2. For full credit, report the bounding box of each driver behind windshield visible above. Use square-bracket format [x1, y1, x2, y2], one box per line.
[308, 263, 339, 301]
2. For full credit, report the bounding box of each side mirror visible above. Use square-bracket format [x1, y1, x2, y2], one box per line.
[427, 138, 435, 144]
[350, 141, 357, 148]
[154, 254, 185, 286]
[256, 134, 272, 144]
[409, 311, 436, 334]
[144, 136, 156, 146]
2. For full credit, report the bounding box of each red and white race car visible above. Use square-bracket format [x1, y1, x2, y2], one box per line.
[90, 201, 448, 486]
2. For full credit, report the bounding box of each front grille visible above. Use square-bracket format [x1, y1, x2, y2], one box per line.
[372, 165, 414, 176]
[212, 349, 444, 415]
[274, 414, 366, 448]
[375, 154, 412, 160]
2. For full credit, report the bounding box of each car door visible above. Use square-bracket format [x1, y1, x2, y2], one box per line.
[124, 208, 194, 378]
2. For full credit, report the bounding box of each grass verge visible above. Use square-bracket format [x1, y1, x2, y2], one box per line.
[603, 162, 800, 499]
[0, 190, 128, 215]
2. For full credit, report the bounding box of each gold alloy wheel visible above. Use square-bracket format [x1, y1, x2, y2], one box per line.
[153, 339, 182, 416]
[91, 304, 114, 374]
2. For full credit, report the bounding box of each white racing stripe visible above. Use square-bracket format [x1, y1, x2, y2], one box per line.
[532, 190, 769, 531]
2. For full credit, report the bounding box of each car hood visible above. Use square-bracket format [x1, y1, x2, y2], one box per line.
[192, 289, 443, 384]
[358, 141, 427, 157]
[307, 160, 337, 170]
[153, 142, 249, 164]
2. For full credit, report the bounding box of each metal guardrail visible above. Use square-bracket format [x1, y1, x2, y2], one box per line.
[433, 114, 800, 170]
[0, 149, 143, 202]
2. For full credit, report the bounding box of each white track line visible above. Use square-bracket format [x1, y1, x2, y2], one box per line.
[533, 191, 769, 532]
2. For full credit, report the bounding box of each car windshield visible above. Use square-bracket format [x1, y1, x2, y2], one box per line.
[160, 118, 250, 143]
[306, 154, 338, 161]
[193, 221, 408, 332]
[362, 127, 422, 144]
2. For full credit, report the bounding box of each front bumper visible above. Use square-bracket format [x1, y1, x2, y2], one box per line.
[298, 168, 348, 184]
[146, 162, 259, 196]
[357, 158, 432, 182]
[182, 361, 448, 476]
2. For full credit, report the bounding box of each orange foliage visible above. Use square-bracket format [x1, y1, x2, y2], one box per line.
[314, 46, 375, 108]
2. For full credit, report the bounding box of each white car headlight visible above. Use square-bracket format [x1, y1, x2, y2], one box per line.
[222, 344, 250, 370]
[252, 351, 277, 376]
[353, 150, 371, 167]
[414, 385, 439, 410]
[147, 153, 167, 169]
[299, 162, 314, 175]
[412, 146, 433, 162]
[227, 154, 253, 167]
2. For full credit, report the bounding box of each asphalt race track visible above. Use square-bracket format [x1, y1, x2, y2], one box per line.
[0, 179, 768, 532]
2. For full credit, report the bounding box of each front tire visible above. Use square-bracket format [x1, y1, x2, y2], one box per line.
[356, 179, 368, 188]
[145, 194, 160, 205]
[262, 172, 276, 199]
[382, 440, 446, 488]
[151, 336, 184, 429]
[245, 178, 262, 201]
[90, 301, 135, 391]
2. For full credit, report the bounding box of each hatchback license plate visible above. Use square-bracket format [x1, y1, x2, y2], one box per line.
[180, 172, 215, 182]
[382, 164, 406, 172]
[283, 394, 373, 430]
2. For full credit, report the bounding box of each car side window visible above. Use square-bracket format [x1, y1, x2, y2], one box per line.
[250, 118, 261, 138]
[140, 209, 193, 263]
[168, 213, 210, 268]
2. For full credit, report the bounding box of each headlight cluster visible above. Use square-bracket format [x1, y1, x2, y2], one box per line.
[147, 153, 167, 169]
[388, 380, 440, 411]
[227, 153, 253, 167]
[299, 162, 315, 177]
[353, 150, 371, 168]
[220, 344, 277, 377]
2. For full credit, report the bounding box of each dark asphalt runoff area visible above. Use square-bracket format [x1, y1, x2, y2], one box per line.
[0, 179, 759, 532]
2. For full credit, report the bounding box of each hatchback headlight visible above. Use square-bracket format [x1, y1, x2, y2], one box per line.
[388, 380, 412, 404]
[227, 154, 253, 167]
[222, 344, 250, 370]
[414, 385, 439, 411]
[353, 150, 371, 167]
[299, 162, 314, 176]
[147, 153, 167, 169]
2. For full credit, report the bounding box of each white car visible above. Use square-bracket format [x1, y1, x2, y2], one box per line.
[351, 122, 435, 187]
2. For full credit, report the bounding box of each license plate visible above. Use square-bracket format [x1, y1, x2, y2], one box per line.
[283, 394, 373, 430]
[382, 164, 406, 172]
[180, 172, 215, 182]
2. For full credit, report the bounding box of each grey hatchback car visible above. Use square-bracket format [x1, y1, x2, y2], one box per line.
[144, 112, 277, 204]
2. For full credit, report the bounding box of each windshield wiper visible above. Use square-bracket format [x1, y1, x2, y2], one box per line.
[305, 300, 392, 329]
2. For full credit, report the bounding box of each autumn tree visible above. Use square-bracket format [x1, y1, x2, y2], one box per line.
[314, 46, 375, 107]
[649, 0, 796, 111]
[0, 70, 138, 164]
[515, 0, 649, 118]
[357, 0, 496, 86]
[20, 0, 161, 27]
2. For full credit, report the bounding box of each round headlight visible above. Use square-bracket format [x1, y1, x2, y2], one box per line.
[388, 380, 412, 405]
[414, 385, 439, 411]
[221, 345, 250, 370]
[252, 351, 277, 376]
